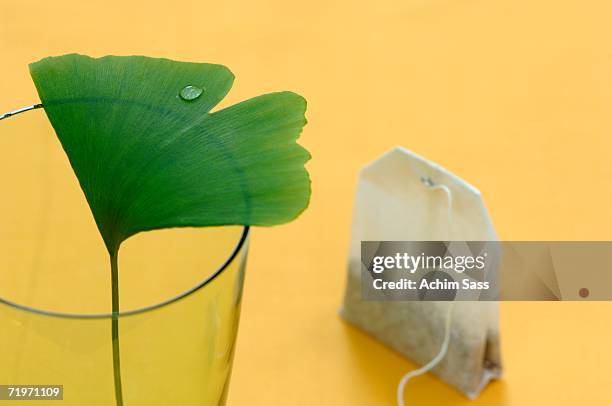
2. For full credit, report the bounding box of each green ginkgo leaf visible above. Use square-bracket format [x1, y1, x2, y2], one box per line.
[28, 54, 311, 406]
[29, 54, 311, 253]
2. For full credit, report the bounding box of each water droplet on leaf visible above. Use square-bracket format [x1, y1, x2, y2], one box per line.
[179, 85, 204, 101]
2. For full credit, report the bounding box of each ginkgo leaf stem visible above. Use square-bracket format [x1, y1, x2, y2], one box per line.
[111, 250, 124, 406]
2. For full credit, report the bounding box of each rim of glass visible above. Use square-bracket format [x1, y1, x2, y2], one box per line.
[0, 104, 251, 320]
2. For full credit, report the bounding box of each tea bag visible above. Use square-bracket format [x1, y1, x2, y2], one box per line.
[340, 147, 502, 399]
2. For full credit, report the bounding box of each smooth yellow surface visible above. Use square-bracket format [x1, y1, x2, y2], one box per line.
[2, 0, 612, 404]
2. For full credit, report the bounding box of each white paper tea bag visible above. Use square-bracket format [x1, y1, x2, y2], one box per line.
[340, 147, 502, 399]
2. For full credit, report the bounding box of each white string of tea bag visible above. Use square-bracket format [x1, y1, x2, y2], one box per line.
[397, 176, 455, 406]
[397, 304, 453, 405]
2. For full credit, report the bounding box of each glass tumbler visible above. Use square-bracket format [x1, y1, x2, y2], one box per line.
[0, 105, 249, 405]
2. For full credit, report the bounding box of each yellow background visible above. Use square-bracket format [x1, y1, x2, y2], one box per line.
[2, 0, 612, 404]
